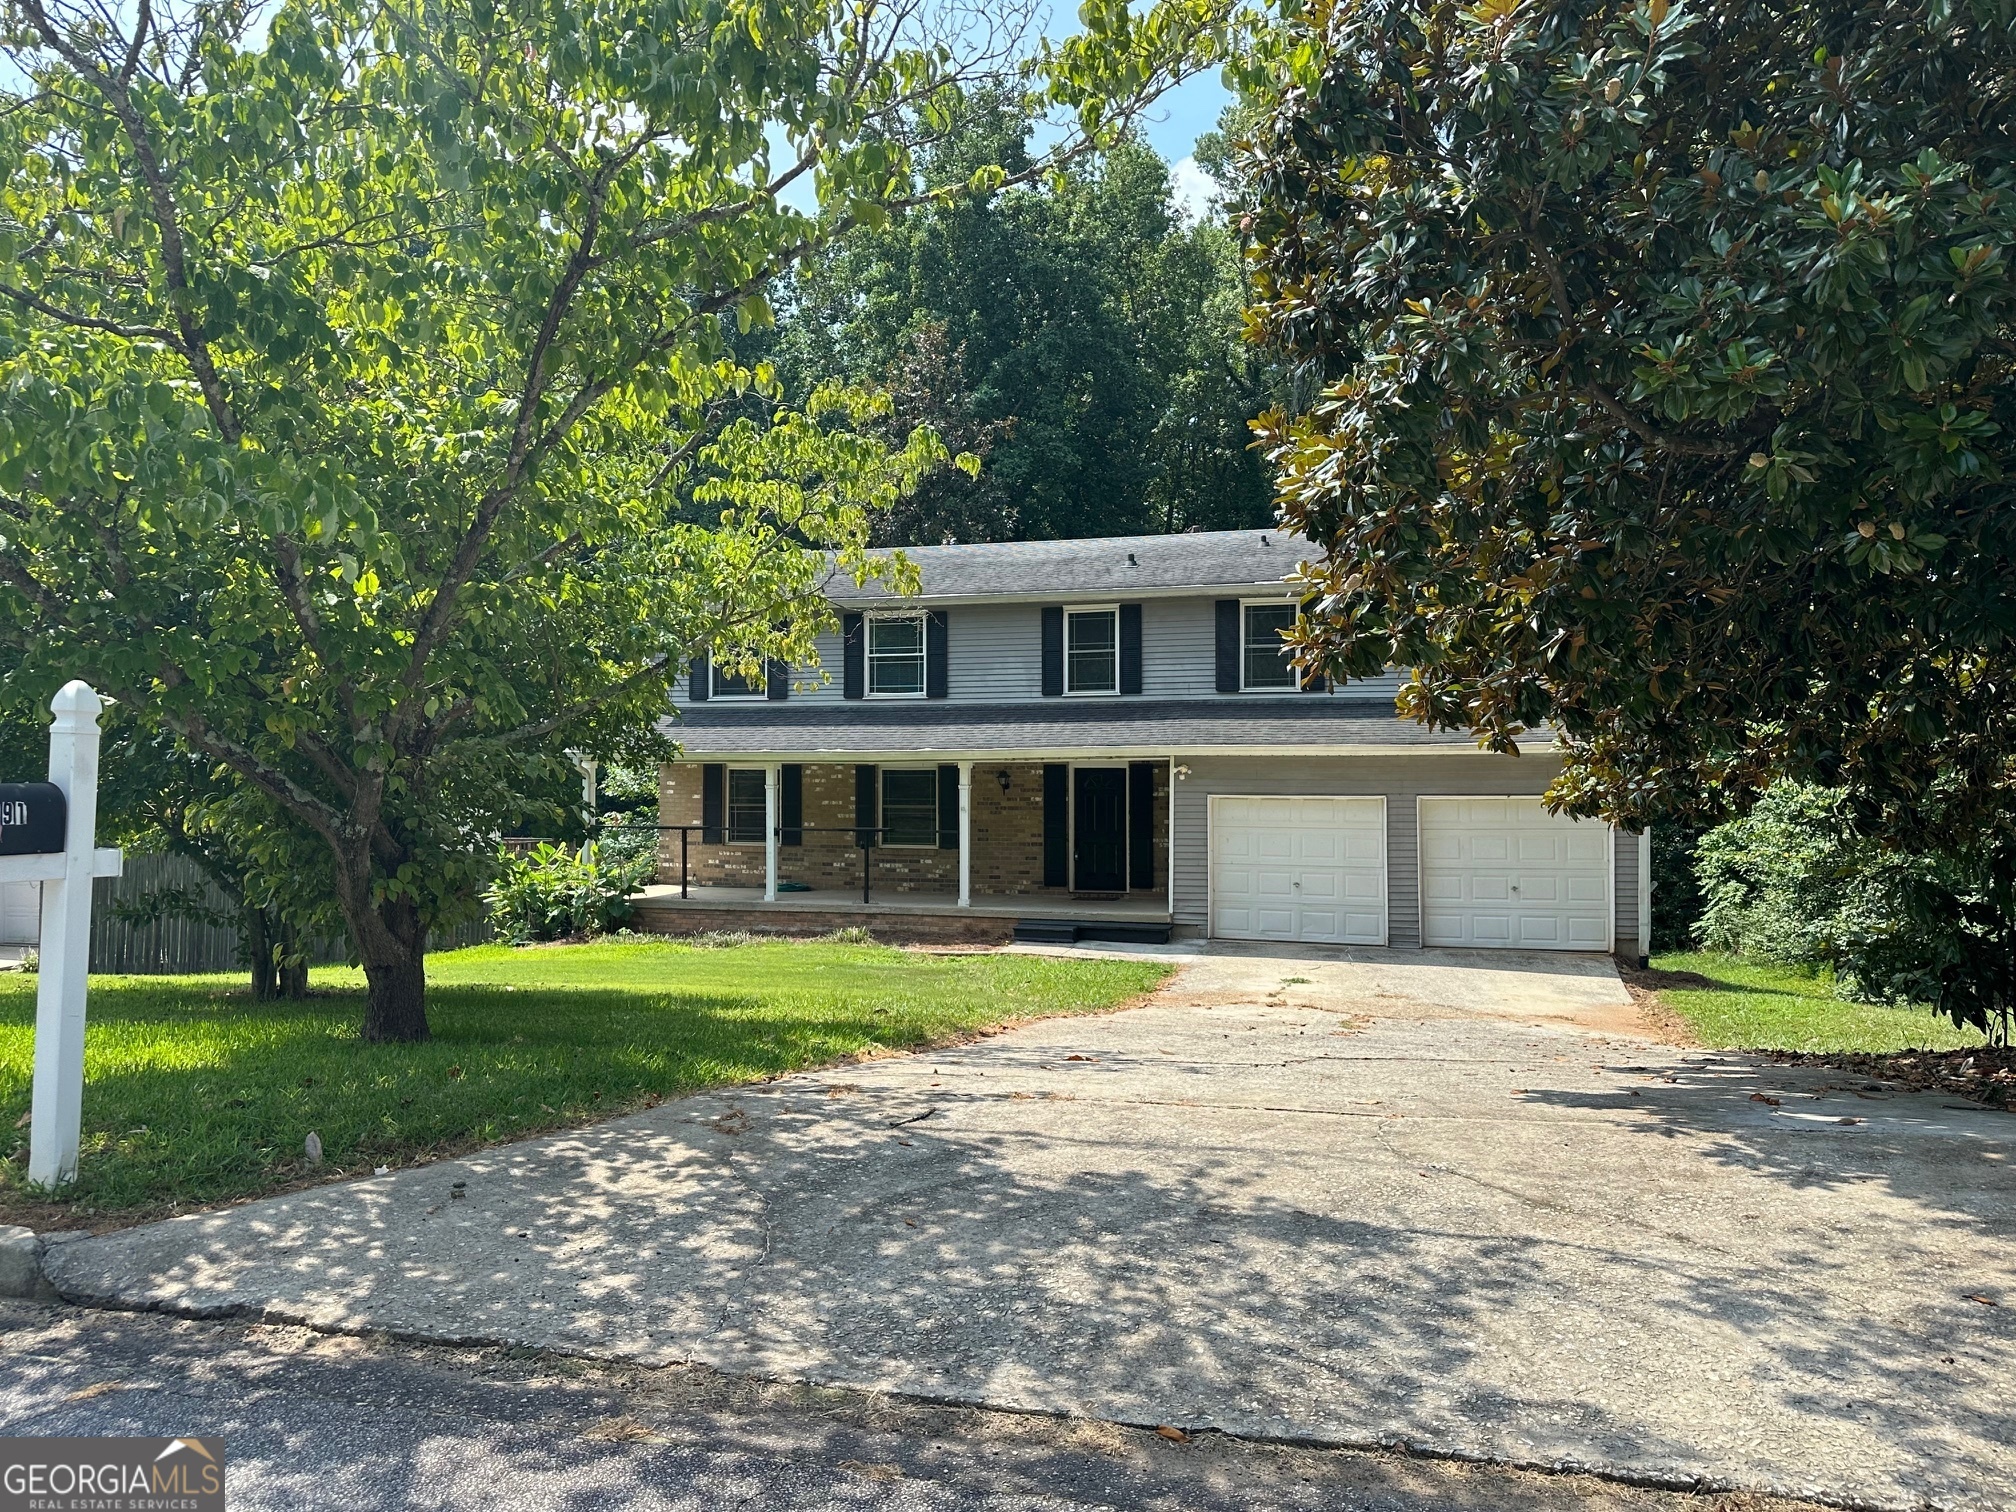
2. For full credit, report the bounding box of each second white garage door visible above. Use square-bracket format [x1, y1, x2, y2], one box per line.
[1419, 797, 1612, 951]
[1210, 796, 1387, 945]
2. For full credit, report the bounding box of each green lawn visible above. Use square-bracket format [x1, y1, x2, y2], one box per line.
[1649, 950, 1988, 1053]
[0, 938, 1169, 1223]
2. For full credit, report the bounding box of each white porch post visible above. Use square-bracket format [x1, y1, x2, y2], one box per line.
[28, 682, 105, 1188]
[957, 761, 973, 908]
[763, 764, 780, 903]
[1165, 757, 1177, 915]
[1638, 825, 1654, 966]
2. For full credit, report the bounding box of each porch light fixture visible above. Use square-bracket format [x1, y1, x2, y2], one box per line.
[1173, 764, 1192, 781]
[996, 768, 1012, 793]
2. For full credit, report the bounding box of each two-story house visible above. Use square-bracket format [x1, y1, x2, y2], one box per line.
[638, 530, 1649, 956]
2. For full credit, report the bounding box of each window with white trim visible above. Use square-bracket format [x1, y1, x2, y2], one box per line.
[867, 613, 927, 696]
[726, 767, 767, 843]
[710, 660, 765, 699]
[1242, 602, 1300, 691]
[1065, 607, 1119, 694]
[880, 768, 939, 847]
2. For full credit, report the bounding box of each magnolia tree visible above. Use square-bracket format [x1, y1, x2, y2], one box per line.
[0, 0, 1232, 1039]
[1243, 0, 2015, 846]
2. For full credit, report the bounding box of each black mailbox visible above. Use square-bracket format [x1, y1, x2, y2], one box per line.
[0, 782, 66, 856]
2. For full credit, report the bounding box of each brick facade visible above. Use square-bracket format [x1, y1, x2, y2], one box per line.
[656, 760, 1168, 898]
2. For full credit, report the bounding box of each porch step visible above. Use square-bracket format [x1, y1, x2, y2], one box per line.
[1012, 919, 1172, 946]
[1012, 920, 1079, 944]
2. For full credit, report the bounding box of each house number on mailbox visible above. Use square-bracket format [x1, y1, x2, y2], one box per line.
[0, 782, 67, 856]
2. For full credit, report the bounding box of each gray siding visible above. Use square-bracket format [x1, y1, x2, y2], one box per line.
[1614, 826, 1644, 954]
[1169, 754, 1577, 947]
[778, 598, 1402, 706]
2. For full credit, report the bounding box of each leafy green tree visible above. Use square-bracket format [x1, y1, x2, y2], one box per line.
[0, 0, 1226, 1039]
[1243, 0, 2016, 862]
[778, 99, 1273, 542]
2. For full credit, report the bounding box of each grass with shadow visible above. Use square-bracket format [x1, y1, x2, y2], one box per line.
[0, 937, 1169, 1225]
[1647, 950, 1987, 1053]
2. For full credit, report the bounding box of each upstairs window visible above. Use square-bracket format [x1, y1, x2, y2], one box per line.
[880, 768, 940, 846]
[867, 613, 926, 696]
[1242, 603, 1300, 691]
[710, 659, 765, 699]
[1066, 607, 1119, 694]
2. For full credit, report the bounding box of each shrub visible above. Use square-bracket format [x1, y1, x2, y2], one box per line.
[485, 843, 654, 944]
[1694, 786, 1867, 965]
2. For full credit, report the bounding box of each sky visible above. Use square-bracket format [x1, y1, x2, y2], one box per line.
[1131, 70, 1235, 220]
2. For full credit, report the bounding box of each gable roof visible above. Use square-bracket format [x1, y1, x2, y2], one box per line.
[833, 529, 1313, 604]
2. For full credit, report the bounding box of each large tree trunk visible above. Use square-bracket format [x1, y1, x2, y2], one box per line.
[332, 856, 431, 1042]
[244, 906, 278, 1001]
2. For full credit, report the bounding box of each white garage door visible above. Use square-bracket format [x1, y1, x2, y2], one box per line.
[1419, 797, 1611, 951]
[1211, 796, 1386, 945]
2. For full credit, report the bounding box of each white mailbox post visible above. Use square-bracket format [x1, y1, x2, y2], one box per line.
[0, 682, 123, 1187]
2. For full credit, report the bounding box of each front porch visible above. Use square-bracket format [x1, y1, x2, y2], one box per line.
[646, 758, 1174, 942]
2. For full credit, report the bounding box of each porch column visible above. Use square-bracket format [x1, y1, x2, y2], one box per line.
[957, 761, 973, 908]
[764, 764, 780, 902]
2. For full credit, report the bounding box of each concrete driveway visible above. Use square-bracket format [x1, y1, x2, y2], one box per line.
[40, 945, 2016, 1511]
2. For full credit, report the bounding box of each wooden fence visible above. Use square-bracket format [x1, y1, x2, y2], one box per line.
[49, 851, 490, 975]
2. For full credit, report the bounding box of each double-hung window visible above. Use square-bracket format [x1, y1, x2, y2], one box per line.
[1242, 602, 1301, 691]
[867, 613, 927, 697]
[1065, 607, 1119, 694]
[725, 768, 768, 844]
[710, 659, 765, 699]
[880, 768, 940, 847]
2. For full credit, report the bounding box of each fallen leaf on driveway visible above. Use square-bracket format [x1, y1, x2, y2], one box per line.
[1064, 1054, 1095, 1062]
[1967, 1294, 1999, 1307]
[582, 1416, 662, 1443]
[839, 1461, 904, 1481]
[1837, 1117, 1860, 1125]
[66, 1381, 124, 1402]
[1153, 1426, 1190, 1443]
[1750, 1093, 1782, 1107]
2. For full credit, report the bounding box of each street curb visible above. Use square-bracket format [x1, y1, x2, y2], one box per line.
[36, 1284, 1945, 1512]
[0, 1225, 59, 1301]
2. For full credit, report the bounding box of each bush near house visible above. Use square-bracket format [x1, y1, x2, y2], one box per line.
[485, 843, 656, 944]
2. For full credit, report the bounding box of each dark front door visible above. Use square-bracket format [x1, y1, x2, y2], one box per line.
[1073, 767, 1128, 892]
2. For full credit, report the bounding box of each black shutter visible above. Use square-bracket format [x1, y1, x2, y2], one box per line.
[1119, 603, 1143, 695]
[854, 763, 878, 846]
[767, 658, 790, 700]
[1128, 762, 1156, 889]
[1041, 607, 1064, 697]
[843, 613, 865, 700]
[700, 764, 724, 844]
[1215, 599, 1241, 692]
[781, 764, 803, 846]
[688, 652, 710, 702]
[1298, 597, 1327, 692]
[926, 610, 949, 699]
[937, 763, 959, 849]
[1042, 763, 1068, 886]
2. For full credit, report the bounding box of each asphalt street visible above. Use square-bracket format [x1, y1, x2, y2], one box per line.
[0, 1301, 1812, 1512]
